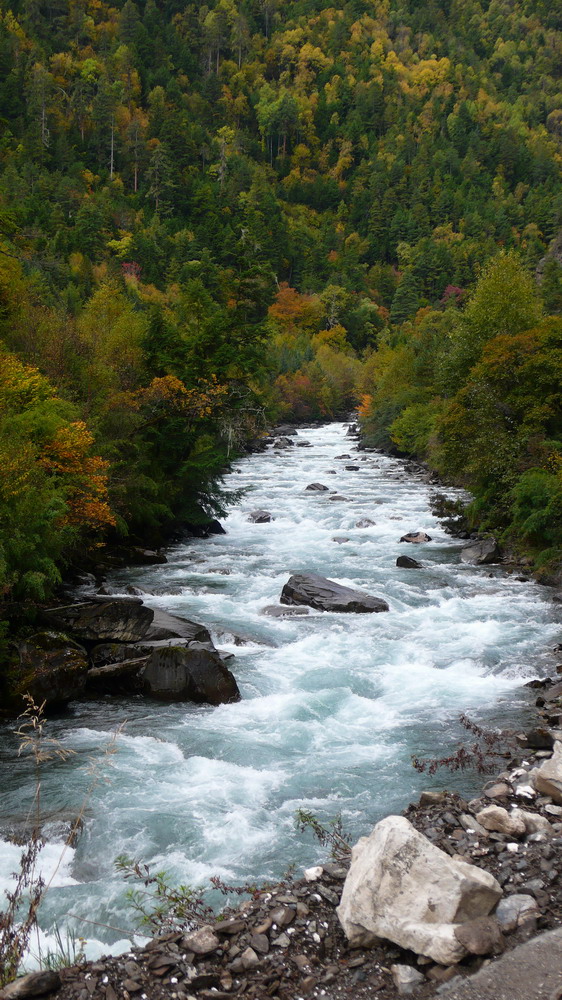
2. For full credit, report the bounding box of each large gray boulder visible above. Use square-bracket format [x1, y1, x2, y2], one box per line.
[460, 538, 500, 565]
[337, 816, 502, 965]
[141, 646, 240, 705]
[248, 509, 274, 523]
[43, 598, 154, 643]
[281, 573, 389, 613]
[15, 632, 89, 709]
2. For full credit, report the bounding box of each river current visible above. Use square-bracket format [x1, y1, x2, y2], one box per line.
[0, 421, 560, 962]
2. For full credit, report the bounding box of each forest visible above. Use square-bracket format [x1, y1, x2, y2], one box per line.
[0, 0, 561, 606]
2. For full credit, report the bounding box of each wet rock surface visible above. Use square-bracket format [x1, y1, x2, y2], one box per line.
[280, 573, 389, 613]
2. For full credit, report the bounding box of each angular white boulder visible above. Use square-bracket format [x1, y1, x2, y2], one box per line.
[337, 815, 502, 965]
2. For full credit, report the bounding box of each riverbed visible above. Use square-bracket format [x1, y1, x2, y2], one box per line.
[0, 422, 559, 963]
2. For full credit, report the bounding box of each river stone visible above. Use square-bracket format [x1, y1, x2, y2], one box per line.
[530, 741, 562, 803]
[305, 482, 329, 491]
[15, 632, 89, 708]
[248, 509, 274, 523]
[43, 598, 155, 642]
[495, 894, 539, 932]
[511, 808, 552, 835]
[397, 555, 422, 569]
[337, 815, 502, 964]
[475, 806, 526, 837]
[141, 646, 240, 704]
[182, 925, 220, 954]
[400, 531, 432, 543]
[356, 518, 376, 528]
[280, 573, 389, 614]
[391, 964, 425, 995]
[273, 437, 294, 448]
[0, 971, 61, 998]
[460, 537, 500, 564]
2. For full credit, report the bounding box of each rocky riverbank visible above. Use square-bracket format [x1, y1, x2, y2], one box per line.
[3, 678, 562, 1000]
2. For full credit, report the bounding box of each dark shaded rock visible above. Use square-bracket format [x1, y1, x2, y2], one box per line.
[15, 632, 89, 708]
[356, 518, 376, 528]
[396, 555, 422, 569]
[141, 646, 240, 705]
[273, 437, 294, 448]
[144, 609, 212, 643]
[129, 548, 167, 565]
[523, 728, 555, 750]
[280, 573, 389, 613]
[305, 483, 329, 491]
[460, 537, 500, 565]
[399, 531, 432, 543]
[87, 656, 148, 695]
[248, 509, 274, 523]
[207, 519, 226, 535]
[335, 454, 351, 459]
[345, 465, 360, 471]
[43, 599, 154, 643]
[329, 494, 350, 501]
[0, 971, 61, 998]
[332, 537, 349, 544]
[454, 916, 505, 956]
[262, 604, 310, 617]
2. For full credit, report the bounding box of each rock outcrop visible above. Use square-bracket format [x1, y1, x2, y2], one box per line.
[337, 815, 502, 964]
[42, 598, 155, 643]
[141, 646, 240, 704]
[280, 573, 389, 613]
[15, 632, 89, 709]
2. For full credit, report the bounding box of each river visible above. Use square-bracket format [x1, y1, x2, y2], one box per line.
[0, 421, 560, 963]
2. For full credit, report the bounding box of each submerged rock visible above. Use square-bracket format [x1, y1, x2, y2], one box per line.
[396, 555, 422, 569]
[248, 509, 274, 522]
[262, 604, 310, 617]
[337, 815, 502, 964]
[356, 518, 376, 528]
[280, 573, 389, 613]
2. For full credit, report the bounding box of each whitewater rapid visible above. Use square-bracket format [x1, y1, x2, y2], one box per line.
[0, 422, 559, 962]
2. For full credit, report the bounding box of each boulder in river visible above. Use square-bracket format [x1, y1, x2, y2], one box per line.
[43, 598, 155, 643]
[305, 483, 329, 491]
[15, 632, 89, 709]
[396, 555, 422, 569]
[273, 436, 294, 448]
[399, 531, 432, 543]
[356, 518, 376, 528]
[337, 815, 502, 964]
[141, 646, 240, 705]
[345, 465, 360, 471]
[248, 509, 274, 523]
[329, 494, 350, 502]
[280, 573, 389, 613]
[460, 537, 500, 564]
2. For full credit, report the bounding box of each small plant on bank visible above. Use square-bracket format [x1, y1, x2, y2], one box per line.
[114, 857, 214, 934]
[294, 809, 352, 862]
[0, 697, 123, 987]
[411, 713, 510, 776]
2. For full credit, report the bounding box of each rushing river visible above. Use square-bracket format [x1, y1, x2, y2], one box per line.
[0, 421, 560, 963]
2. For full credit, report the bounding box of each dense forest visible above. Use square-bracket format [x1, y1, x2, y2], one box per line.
[0, 0, 561, 607]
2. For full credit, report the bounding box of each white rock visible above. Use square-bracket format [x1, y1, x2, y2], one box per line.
[336, 815, 501, 965]
[532, 741, 562, 804]
[511, 808, 552, 836]
[475, 805, 526, 837]
[391, 964, 425, 994]
[304, 866, 323, 882]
